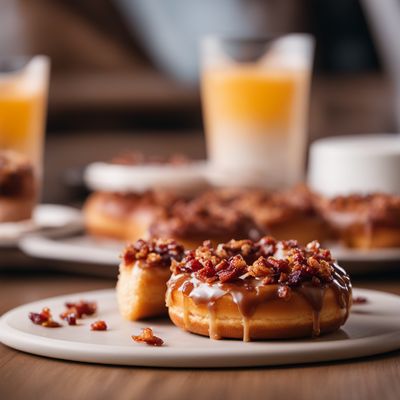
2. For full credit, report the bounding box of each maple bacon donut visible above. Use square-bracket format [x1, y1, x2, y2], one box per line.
[316, 193, 400, 249]
[83, 191, 175, 242]
[149, 192, 263, 249]
[166, 237, 352, 341]
[233, 185, 331, 245]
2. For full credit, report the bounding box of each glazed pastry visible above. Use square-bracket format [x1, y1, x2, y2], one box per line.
[316, 193, 400, 249]
[149, 192, 263, 249]
[83, 191, 175, 242]
[117, 238, 185, 320]
[0, 150, 36, 222]
[166, 237, 352, 341]
[234, 185, 330, 245]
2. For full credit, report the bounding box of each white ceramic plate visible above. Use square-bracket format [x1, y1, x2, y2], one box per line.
[19, 234, 121, 266]
[84, 161, 208, 194]
[0, 288, 399, 368]
[330, 243, 400, 263]
[0, 204, 83, 247]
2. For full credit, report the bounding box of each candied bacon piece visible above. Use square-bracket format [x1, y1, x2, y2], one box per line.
[214, 259, 229, 272]
[281, 239, 299, 250]
[123, 246, 137, 265]
[195, 261, 218, 283]
[266, 257, 290, 272]
[64, 300, 97, 318]
[122, 238, 185, 268]
[90, 320, 107, 331]
[186, 258, 204, 272]
[60, 312, 78, 326]
[28, 307, 62, 328]
[132, 328, 164, 346]
[353, 296, 368, 304]
[248, 257, 274, 278]
[217, 255, 247, 283]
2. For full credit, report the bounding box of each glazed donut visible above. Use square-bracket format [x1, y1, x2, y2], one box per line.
[83, 191, 175, 242]
[149, 191, 264, 249]
[166, 237, 352, 341]
[231, 185, 331, 245]
[0, 150, 36, 222]
[117, 238, 185, 320]
[315, 193, 400, 249]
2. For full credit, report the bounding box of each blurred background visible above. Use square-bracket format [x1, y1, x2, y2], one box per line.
[0, 0, 397, 203]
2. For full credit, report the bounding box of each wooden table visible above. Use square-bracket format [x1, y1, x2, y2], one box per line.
[1, 271, 399, 400]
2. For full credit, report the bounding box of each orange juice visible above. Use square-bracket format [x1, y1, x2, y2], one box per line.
[202, 65, 310, 188]
[0, 57, 49, 183]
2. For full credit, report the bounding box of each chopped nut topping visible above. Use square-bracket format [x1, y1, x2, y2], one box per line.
[90, 320, 107, 331]
[122, 238, 185, 268]
[172, 237, 336, 287]
[28, 307, 62, 328]
[132, 328, 164, 346]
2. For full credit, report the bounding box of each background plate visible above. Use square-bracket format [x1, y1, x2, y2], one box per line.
[0, 204, 82, 248]
[19, 232, 400, 276]
[0, 288, 399, 368]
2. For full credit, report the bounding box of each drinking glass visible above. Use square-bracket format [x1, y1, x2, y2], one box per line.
[0, 56, 50, 220]
[201, 34, 314, 188]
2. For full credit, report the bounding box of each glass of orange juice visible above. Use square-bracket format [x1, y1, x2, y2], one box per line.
[201, 35, 314, 189]
[0, 56, 49, 222]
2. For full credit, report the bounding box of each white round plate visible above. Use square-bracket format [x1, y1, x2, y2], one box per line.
[0, 288, 399, 368]
[19, 234, 121, 266]
[18, 231, 400, 276]
[330, 244, 400, 264]
[84, 161, 208, 194]
[0, 204, 82, 247]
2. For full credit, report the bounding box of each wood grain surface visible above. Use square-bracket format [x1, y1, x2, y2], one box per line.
[0, 271, 399, 400]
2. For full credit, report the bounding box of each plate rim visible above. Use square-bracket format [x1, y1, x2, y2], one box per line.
[1, 288, 400, 367]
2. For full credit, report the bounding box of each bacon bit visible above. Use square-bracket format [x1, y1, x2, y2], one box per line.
[195, 260, 217, 283]
[62, 313, 77, 326]
[132, 328, 164, 346]
[28, 307, 62, 328]
[353, 296, 368, 304]
[122, 238, 185, 268]
[90, 320, 107, 331]
[61, 300, 97, 319]
[173, 237, 338, 287]
[217, 255, 247, 283]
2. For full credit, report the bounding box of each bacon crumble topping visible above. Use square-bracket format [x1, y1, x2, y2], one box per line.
[171, 237, 335, 287]
[122, 238, 185, 268]
[132, 327, 164, 346]
[29, 307, 62, 328]
[90, 320, 107, 331]
[149, 193, 264, 241]
[352, 296, 368, 304]
[318, 193, 400, 226]
[60, 300, 97, 324]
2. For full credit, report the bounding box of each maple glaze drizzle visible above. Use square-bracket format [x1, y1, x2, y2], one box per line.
[167, 263, 352, 341]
